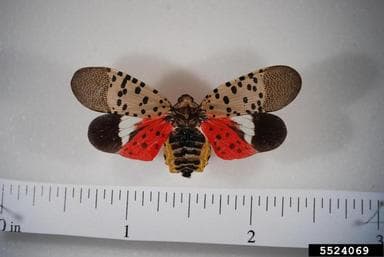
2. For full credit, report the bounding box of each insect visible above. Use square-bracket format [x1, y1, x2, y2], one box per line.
[71, 66, 301, 177]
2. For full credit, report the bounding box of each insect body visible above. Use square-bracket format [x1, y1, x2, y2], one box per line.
[164, 95, 210, 177]
[71, 66, 301, 177]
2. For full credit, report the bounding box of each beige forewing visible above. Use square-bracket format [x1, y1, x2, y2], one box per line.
[71, 67, 172, 118]
[201, 66, 301, 116]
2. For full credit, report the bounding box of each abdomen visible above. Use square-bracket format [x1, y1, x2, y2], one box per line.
[164, 127, 210, 177]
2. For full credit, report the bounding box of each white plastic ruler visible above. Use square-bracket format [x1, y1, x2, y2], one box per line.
[0, 178, 383, 248]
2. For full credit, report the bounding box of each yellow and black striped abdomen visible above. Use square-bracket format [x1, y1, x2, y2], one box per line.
[164, 127, 210, 177]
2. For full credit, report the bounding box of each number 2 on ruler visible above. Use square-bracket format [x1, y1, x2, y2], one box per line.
[247, 230, 256, 243]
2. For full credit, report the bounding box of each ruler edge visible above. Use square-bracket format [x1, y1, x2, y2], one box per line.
[1, 177, 383, 195]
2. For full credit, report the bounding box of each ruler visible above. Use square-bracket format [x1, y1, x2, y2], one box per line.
[0, 178, 383, 248]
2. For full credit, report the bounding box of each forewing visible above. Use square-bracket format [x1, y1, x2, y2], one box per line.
[71, 67, 171, 118]
[201, 66, 301, 117]
[87, 114, 173, 161]
[200, 113, 287, 160]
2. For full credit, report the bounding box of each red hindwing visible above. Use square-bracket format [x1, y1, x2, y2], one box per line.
[119, 117, 173, 161]
[200, 118, 257, 160]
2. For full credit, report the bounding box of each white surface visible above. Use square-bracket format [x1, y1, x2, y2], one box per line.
[0, 0, 383, 256]
[1, 178, 383, 248]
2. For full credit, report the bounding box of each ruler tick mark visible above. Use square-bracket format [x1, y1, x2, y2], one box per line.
[249, 196, 253, 225]
[361, 199, 364, 215]
[72, 187, 75, 198]
[48, 186, 52, 202]
[289, 197, 292, 208]
[118, 190, 121, 201]
[345, 198, 348, 219]
[150, 191, 153, 202]
[377, 200, 380, 230]
[110, 190, 114, 205]
[235, 195, 238, 210]
[258, 195, 261, 207]
[32, 185, 36, 206]
[172, 192, 175, 208]
[211, 194, 214, 204]
[281, 196, 285, 217]
[227, 194, 230, 206]
[188, 193, 191, 218]
[25, 185, 28, 196]
[337, 198, 340, 209]
[196, 193, 199, 204]
[181, 193, 184, 203]
[242, 195, 245, 206]
[95, 189, 98, 209]
[369, 199, 372, 210]
[219, 194, 222, 215]
[87, 188, 90, 199]
[103, 189, 106, 200]
[134, 190, 137, 201]
[321, 198, 324, 208]
[125, 190, 129, 220]
[141, 191, 145, 206]
[313, 198, 316, 223]
[10, 184, 13, 195]
[353, 198, 356, 209]
[64, 187, 67, 212]
[80, 187, 83, 203]
[274, 196, 276, 207]
[165, 192, 168, 203]
[203, 193, 206, 209]
[17, 184, 20, 200]
[157, 192, 160, 212]
[329, 198, 332, 214]
[56, 186, 59, 197]
[305, 197, 308, 208]
[297, 197, 300, 212]
[266, 196, 269, 211]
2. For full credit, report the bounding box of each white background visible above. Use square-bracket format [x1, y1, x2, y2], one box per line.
[0, 0, 383, 256]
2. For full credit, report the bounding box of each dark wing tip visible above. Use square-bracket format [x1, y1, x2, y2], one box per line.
[262, 65, 302, 112]
[71, 67, 111, 112]
[251, 113, 287, 152]
[88, 114, 122, 153]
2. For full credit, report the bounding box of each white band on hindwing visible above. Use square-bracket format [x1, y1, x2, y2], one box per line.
[231, 115, 255, 144]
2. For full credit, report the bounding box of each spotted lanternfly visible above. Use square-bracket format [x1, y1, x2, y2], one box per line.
[71, 66, 301, 178]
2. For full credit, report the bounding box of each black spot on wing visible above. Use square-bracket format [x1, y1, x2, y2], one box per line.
[121, 75, 130, 88]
